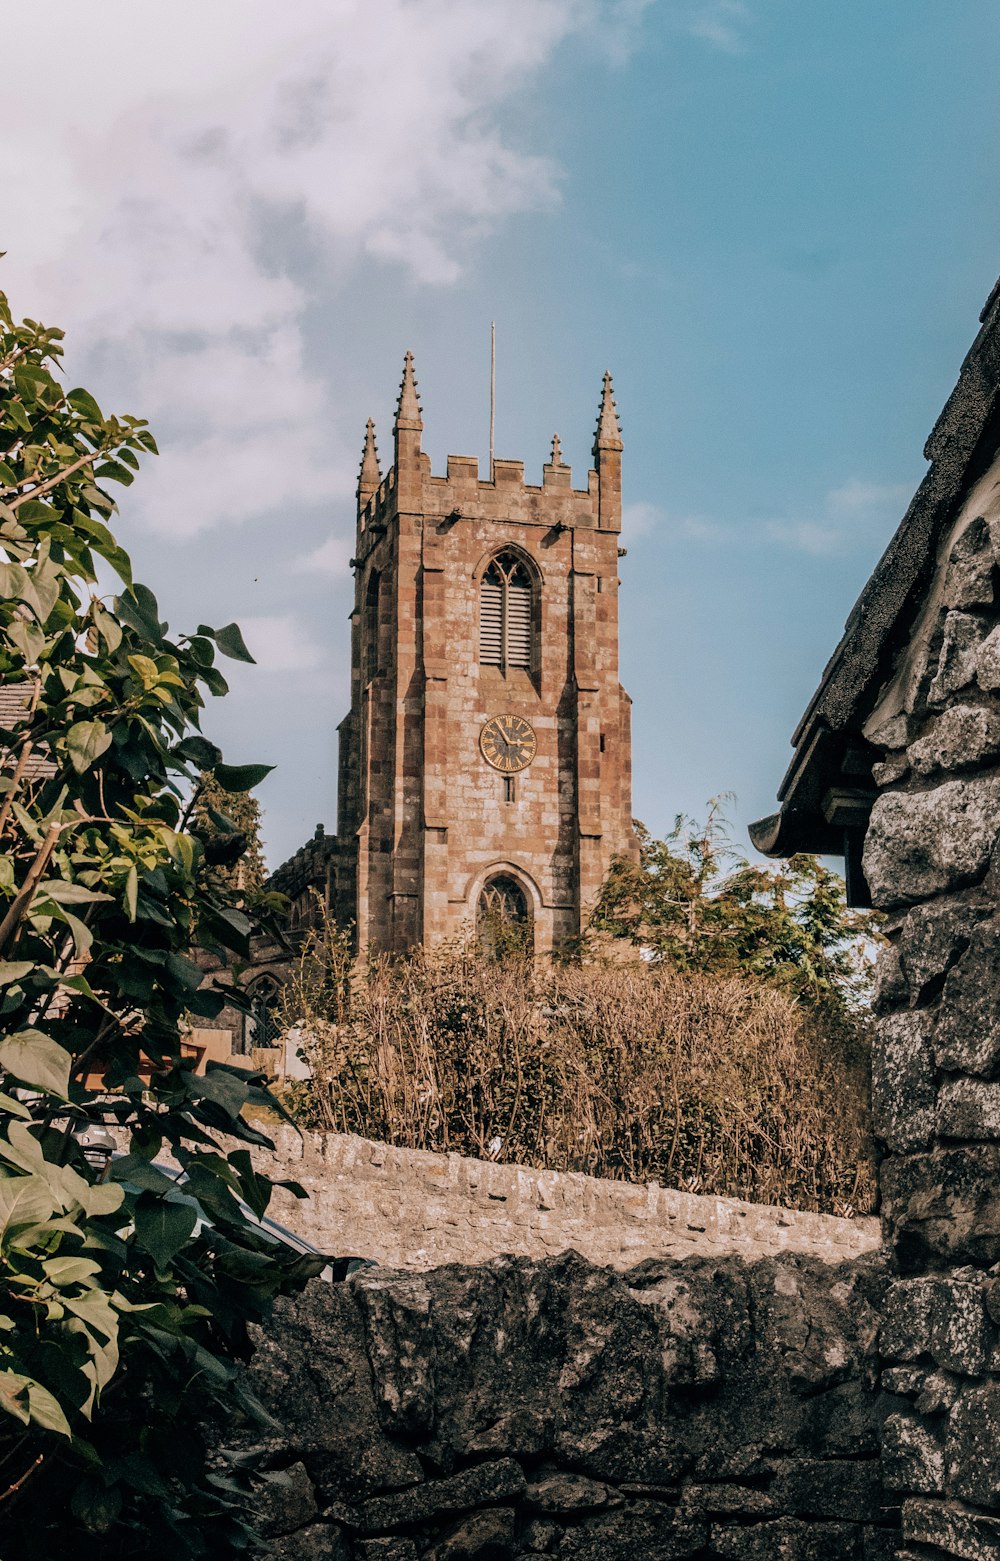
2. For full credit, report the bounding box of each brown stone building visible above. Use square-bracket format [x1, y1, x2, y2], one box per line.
[272, 353, 638, 958]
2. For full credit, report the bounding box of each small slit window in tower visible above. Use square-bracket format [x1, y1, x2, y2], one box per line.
[364, 569, 381, 680]
[480, 551, 534, 671]
[504, 776, 516, 803]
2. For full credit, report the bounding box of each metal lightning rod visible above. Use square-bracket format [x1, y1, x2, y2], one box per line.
[489, 320, 496, 483]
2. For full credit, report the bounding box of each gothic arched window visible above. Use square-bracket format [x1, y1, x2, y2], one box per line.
[477, 873, 533, 957]
[240, 974, 282, 1056]
[480, 551, 534, 671]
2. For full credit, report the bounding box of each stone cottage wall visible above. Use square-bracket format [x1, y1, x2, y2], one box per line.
[242, 1249, 895, 1560]
[862, 463, 1000, 1558]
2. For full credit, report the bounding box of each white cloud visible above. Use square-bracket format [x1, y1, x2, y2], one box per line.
[631, 478, 910, 556]
[684, 1, 750, 53]
[293, 536, 355, 579]
[765, 479, 910, 556]
[0, 1, 642, 540]
[237, 614, 326, 674]
[623, 500, 731, 543]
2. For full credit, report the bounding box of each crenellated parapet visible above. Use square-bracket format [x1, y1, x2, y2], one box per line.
[353, 354, 623, 567]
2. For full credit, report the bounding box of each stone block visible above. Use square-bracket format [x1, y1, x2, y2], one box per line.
[897, 898, 983, 1004]
[872, 753, 910, 787]
[768, 1458, 885, 1521]
[946, 1383, 1000, 1507]
[915, 1372, 961, 1415]
[556, 1501, 706, 1558]
[710, 1518, 863, 1559]
[880, 1277, 989, 1375]
[523, 1472, 613, 1514]
[938, 1079, 1000, 1139]
[424, 1506, 516, 1560]
[357, 1542, 419, 1561]
[254, 1460, 319, 1537]
[355, 1460, 526, 1534]
[881, 1411, 945, 1494]
[862, 777, 1000, 908]
[975, 623, 1000, 692]
[928, 612, 983, 706]
[871, 1012, 936, 1151]
[935, 917, 1000, 1074]
[943, 516, 996, 609]
[881, 1146, 1000, 1270]
[269, 1525, 350, 1560]
[909, 704, 1000, 777]
[679, 1483, 775, 1517]
[902, 1496, 1000, 1561]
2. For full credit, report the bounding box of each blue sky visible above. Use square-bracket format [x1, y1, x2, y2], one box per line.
[5, 2, 1000, 866]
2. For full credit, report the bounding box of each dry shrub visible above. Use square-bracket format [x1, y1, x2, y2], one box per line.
[284, 946, 875, 1216]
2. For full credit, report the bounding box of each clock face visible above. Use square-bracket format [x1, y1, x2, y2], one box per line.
[480, 713, 537, 773]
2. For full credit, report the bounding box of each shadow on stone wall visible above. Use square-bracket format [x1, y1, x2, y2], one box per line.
[236, 1248, 897, 1560]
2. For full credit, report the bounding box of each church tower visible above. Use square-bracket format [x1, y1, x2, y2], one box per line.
[333, 354, 637, 956]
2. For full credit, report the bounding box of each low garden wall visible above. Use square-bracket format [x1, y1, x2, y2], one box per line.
[256, 1126, 879, 1272]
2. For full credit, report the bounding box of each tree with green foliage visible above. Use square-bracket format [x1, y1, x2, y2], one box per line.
[0, 287, 322, 1557]
[590, 800, 881, 1029]
[191, 770, 267, 896]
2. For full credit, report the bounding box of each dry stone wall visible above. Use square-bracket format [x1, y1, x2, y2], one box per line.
[863, 464, 1000, 1559]
[241, 1249, 895, 1561]
[253, 1126, 878, 1272]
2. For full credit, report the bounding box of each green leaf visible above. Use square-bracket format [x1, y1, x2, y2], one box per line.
[133, 1193, 198, 1270]
[0, 962, 34, 986]
[0, 1029, 70, 1097]
[71, 1478, 123, 1533]
[213, 622, 256, 663]
[67, 387, 104, 422]
[175, 735, 221, 768]
[38, 880, 112, 907]
[5, 616, 46, 664]
[63, 718, 113, 773]
[92, 604, 122, 653]
[213, 762, 273, 792]
[26, 1378, 72, 1437]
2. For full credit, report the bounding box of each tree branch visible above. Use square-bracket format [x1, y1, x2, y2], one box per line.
[5, 447, 105, 511]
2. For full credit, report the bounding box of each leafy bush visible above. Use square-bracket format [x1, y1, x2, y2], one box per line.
[591, 800, 882, 1033]
[0, 287, 320, 1557]
[281, 938, 875, 1216]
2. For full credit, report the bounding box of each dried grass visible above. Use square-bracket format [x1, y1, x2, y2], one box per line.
[285, 950, 875, 1216]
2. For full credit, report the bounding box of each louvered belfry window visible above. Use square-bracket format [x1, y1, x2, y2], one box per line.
[480, 552, 534, 671]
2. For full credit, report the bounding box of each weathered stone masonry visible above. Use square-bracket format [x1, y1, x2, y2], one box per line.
[243, 1251, 895, 1561]
[272, 356, 638, 959]
[256, 1126, 879, 1274]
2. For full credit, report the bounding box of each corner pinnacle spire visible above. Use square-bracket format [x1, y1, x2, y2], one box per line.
[394, 350, 423, 432]
[593, 370, 623, 457]
[357, 418, 382, 509]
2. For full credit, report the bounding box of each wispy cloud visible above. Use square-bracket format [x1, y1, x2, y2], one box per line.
[293, 537, 354, 580]
[765, 479, 910, 556]
[0, 2, 644, 543]
[623, 500, 732, 543]
[684, 0, 751, 53]
[237, 614, 326, 674]
[626, 478, 910, 556]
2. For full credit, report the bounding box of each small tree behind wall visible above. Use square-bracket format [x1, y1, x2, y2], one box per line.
[0, 286, 322, 1559]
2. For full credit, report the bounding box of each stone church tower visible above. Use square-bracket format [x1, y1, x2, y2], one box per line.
[284, 354, 637, 958]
